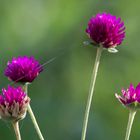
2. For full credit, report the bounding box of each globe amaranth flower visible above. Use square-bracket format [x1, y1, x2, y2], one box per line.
[86, 12, 125, 48]
[115, 83, 140, 109]
[0, 86, 30, 121]
[5, 56, 43, 83]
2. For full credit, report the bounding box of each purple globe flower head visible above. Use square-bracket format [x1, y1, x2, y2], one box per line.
[115, 83, 140, 109]
[0, 86, 30, 121]
[5, 56, 43, 83]
[86, 12, 125, 48]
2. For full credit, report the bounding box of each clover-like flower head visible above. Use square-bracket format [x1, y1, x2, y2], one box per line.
[115, 83, 140, 109]
[86, 12, 125, 48]
[0, 86, 30, 121]
[5, 56, 43, 83]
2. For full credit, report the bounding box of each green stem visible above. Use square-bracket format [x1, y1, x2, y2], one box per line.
[125, 110, 136, 140]
[12, 121, 21, 140]
[24, 83, 45, 140]
[81, 46, 103, 140]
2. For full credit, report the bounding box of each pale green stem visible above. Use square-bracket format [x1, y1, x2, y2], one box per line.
[81, 46, 103, 140]
[12, 121, 21, 140]
[24, 83, 45, 140]
[125, 110, 136, 140]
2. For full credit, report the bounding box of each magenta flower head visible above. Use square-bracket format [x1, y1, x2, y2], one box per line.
[0, 86, 30, 121]
[115, 83, 140, 109]
[86, 12, 125, 48]
[4, 56, 43, 83]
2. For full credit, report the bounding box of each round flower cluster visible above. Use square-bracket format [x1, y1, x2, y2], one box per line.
[0, 86, 30, 121]
[5, 56, 43, 83]
[86, 13, 125, 48]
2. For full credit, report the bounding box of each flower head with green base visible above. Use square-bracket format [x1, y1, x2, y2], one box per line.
[115, 83, 140, 109]
[4, 56, 43, 83]
[0, 86, 30, 122]
[86, 12, 125, 48]
[115, 83, 140, 140]
[81, 12, 126, 140]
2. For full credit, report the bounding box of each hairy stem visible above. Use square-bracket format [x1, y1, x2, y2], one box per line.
[24, 83, 45, 140]
[81, 46, 103, 140]
[125, 110, 136, 140]
[12, 121, 21, 140]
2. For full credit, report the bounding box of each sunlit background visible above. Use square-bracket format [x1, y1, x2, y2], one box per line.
[0, 0, 140, 139]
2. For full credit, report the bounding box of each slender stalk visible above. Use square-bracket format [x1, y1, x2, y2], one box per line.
[24, 83, 45, 140]
[12, 121, 21, 140]
[81, 46, 103, 140]
[125, 110, 136, 140]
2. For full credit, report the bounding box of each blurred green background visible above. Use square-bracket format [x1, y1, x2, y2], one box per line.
[0, 0, 140, 140]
